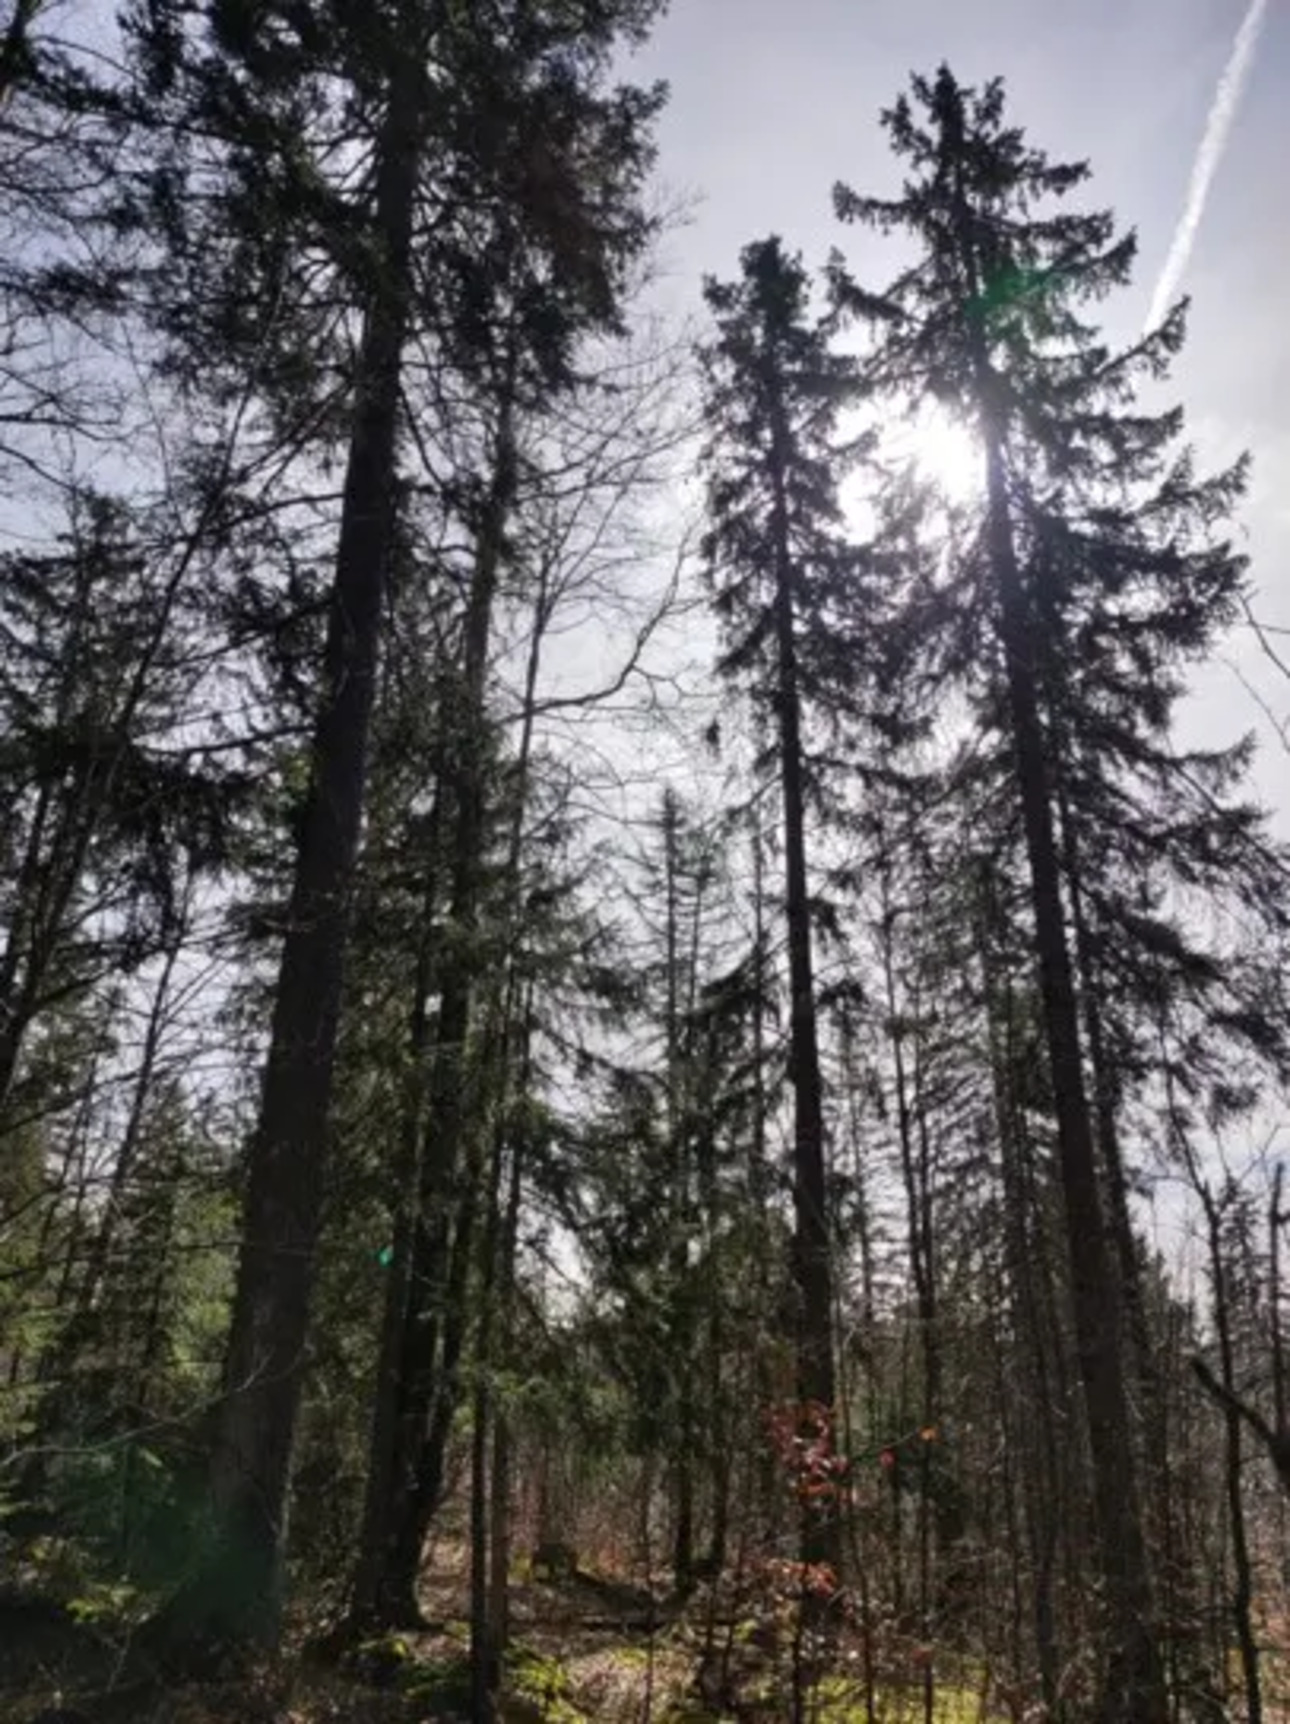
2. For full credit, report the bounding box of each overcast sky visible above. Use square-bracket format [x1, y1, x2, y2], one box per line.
[629, 0, 1290, 816]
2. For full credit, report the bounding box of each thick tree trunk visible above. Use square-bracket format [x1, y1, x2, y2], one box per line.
[155, 56, 420, 1654]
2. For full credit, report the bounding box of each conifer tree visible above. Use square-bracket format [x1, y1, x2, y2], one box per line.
[699, 237, 871, 1580]
[0, 497, 237, 1135]
[126, 0, 666, 1653]
[833, 63, 1290, 1720]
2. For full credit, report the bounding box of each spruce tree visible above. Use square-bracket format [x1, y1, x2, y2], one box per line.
[833, 64, 1290, 1721]
[699, 237, 870, 1582]
[127, 0, 666, 1654]
[0, 496, 236, 1135]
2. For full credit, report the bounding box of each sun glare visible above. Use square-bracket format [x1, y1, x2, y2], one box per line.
[900, 404, 984, 505]
[861, 401, 984, 507]
[840, 404, 984, 538]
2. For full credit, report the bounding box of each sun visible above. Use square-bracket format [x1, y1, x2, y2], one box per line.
[893, 403, 984, 505]
[839, 403, 984, 538]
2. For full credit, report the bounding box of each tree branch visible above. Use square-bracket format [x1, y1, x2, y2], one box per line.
[1191, 1355, 1290, 1492]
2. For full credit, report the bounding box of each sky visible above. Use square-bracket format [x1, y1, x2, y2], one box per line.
[7, 0, 1282, 1275]
[621, 0, 1290, 1267]
[628, 0, 1290, 816]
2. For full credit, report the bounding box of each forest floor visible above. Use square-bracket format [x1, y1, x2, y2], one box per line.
[14, 1539, 1282, 1723]
[0, 1540, 1007, 1724]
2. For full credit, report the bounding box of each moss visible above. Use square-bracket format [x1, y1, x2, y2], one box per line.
[607, 1644, 652, 1671]
[399, 1651, 472, 1713]
[814, 1673, 990, 1722]
[506, 1644, 587, 1724]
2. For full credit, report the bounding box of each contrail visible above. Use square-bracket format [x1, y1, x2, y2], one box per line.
[1145, 0, 1271, 331]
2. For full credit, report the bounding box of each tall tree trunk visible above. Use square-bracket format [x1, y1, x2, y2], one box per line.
[1056, 782, 1154, 1383]
[470, 1113, 509, 1724]
[943, 114, 1165, 1714]
[475, 569, 546, 1656]
[381, 1171, 478, 1618]
[767, 399, 838, 1580]
[1197, 1181, 1262, 1724]
[1270, 1165, 1287, 1439]
[981, 430, 1164, 1722]
[367, 379, 517, 1623]
[697, 1065, 728, 1575]
[662, 794, 695, 1593]
[747, 810, 782, 1538]
[488, 1063, 526, 1664]
[468, 977, 531, 1722]
[157, 50, 421, 1653]
[978, 906, 1062, 1715]
[468, 979, 533, 1721]
[350, 790, 445, 1626]
[469, 1363, 495, 1724]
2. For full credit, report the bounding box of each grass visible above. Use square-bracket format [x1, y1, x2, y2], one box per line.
[814, 1671, 995, 1724]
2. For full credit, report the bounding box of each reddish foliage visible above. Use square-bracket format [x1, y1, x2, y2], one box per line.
[763, 1400, 850, 1516]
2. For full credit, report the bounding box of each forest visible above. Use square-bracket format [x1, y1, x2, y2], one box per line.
[1, 2, 1289, 1722]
